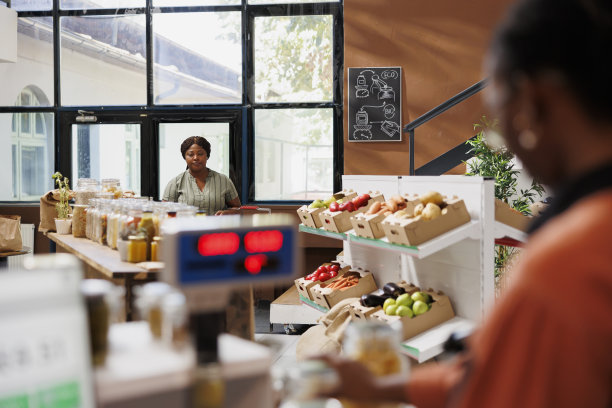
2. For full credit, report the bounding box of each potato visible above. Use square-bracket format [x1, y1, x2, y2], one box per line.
[421, 203, 442, 221]
[413, 203, 424, 217]
[419, 191, 444, 206]
[394, 210, 411, 219]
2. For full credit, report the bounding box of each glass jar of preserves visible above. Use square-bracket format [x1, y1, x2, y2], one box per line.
[161, 291, 188, 349]
[341, 321, 407, 408]
[101, 178, 122, 199]
[138, 208, 156, 261]
[134, 282, 174, 339]
[127, 235, 147, 263]
[80, 279, 124, 367]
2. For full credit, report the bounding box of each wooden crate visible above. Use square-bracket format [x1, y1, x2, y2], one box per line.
[319, 192, 384, 234]
[296, 205, 326, 229]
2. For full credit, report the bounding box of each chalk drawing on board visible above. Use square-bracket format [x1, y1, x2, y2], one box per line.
[348, 67, 402, 142]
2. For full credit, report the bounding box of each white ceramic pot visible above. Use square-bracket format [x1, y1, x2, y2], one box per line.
[55, 218, 72, 235]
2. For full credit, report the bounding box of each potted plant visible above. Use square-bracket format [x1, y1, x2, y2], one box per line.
[465, 116, 545, 291]
[52, 171, 72, 234]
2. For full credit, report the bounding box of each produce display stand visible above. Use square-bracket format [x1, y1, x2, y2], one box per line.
[271, 175, 529, 363]
[96, 322, 273, 408]
[46, 232, 159, 320]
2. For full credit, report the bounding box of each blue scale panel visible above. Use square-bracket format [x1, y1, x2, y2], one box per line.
[177, 226, 295, 285]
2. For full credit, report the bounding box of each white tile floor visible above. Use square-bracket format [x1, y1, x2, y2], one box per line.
[254, 332, 300, 370]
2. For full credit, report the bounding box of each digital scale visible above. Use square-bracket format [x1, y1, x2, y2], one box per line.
[161, 214, 301, 363]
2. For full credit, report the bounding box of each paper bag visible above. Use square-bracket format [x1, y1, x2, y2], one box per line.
[39, 189, 74, 233]
[0, 215, 22, 252]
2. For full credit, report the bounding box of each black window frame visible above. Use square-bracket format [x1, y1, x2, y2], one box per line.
[0, 0, 343, 205]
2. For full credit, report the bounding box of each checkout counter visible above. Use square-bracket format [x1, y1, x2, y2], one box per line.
[0, 214, 301, 408]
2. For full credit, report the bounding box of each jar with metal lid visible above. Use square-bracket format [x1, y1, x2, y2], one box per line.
[161, 291, 188, 349]
[72, 204, 88, 238]
[134, 282, 174, 339]
[341, 321, 407, 408]
[80, 279, 124, 366]
[150, 236, 161, 262]
[106, 200, 123, 249]
[101, 178, 122, 199]
[127, 235, 147, 263]
[275, 360, 340, 408]
[75, 178, 99, 205]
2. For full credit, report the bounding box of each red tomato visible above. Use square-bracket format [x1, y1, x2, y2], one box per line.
[317, 265, 327, 274]
[329, 202, 340, 212]
[318, 272, 331, 281]
[329, 270, 338, 278]
[329, 264, 340, 272]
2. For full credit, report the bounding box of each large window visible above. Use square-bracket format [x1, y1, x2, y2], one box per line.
[0, 1, 342, 204]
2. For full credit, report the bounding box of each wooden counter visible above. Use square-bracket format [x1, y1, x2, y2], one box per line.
[46, 232, 158, 320]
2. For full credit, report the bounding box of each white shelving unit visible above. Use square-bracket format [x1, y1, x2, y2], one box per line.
[271, 175, 528, 362]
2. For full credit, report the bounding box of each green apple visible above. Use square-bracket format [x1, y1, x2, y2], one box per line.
[396, 305, 413, 318]
[395, 293, 413, 308]
[411, 291, 432, 304]
[308, 199, 325, 209]
[322, 196, 337, 207]
[384, 304, 398, 316]
[412, 300, 429, 316]
[382, 297, 396, 310]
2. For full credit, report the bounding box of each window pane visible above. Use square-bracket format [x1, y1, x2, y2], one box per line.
[21, 113, 30, 134]
[60, 0, 144, 9]
[254, 15, 333, 103]
[0, 113, 54, 201]
[0, 18, 53, 107]
[153, 12, 241, 105]
[10, 0, 52, 11]
[249, 0, 337, 3]
[158, 123, 230, 200]
[60, 15, 147, 106]
[71, 124, 141, 195]
[255, 109, 333, 200]
[154, 0, 239, 5]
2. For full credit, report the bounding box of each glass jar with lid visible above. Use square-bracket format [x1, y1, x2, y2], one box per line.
[161, 291, 188, 349]
[134, 282, 174, 339]
[341, 321, 407, 408]
[72, 204, 88, 238]
[138, 205, 156, 261]
[101, 178, 122, 199]
[96, 199, 113, 246]
[75, 178, 99, 205]
[106, 200, 123, 249]
[86, 198, 98, 241]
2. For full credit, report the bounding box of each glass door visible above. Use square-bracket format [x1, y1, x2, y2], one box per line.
[58, 111, 151, 197]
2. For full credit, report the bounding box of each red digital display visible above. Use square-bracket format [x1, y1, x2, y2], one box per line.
[198, 232, 240, 256]
[244, 230, 284, 253]
[244, 254, 268, 274]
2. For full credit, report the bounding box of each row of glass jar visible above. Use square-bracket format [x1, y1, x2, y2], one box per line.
[74, 196, 199, 263]
[75, 177, 124, 205]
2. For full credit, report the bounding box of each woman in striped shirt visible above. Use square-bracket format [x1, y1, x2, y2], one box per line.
[162, 136, 241, 215]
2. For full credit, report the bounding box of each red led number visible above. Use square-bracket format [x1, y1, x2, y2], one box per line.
[198, 232, 240, 256]
[244, 254, 268, 274]
[244, 230, 283, 253]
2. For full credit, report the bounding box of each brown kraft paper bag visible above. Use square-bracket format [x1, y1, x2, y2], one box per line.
[0, 215, 23, 252]
[39, 189, 74, 233]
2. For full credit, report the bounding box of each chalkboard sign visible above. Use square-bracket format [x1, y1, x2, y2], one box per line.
[348, 67, 402, 142]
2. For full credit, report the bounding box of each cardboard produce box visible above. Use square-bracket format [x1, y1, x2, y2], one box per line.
[349, 300, 381, 321]
[294, 263, 350, 301]
[371, 288, 455, 340]
[495, 199, 529, 232]
[319, 192, 385, 234]
[350, 212, 386, 239]
[381, 197, 471, 246]
[296, 205, 326, 229]
[311, 271, 378, 309]
[296, 189, 358, 229]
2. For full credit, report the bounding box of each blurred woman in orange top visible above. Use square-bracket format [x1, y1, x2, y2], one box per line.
[317, 0, 612, 406]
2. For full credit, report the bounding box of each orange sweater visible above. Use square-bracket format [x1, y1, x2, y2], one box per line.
[408, 190, 612, 408]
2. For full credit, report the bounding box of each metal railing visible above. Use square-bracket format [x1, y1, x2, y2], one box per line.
[404, 79, 488, 175]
